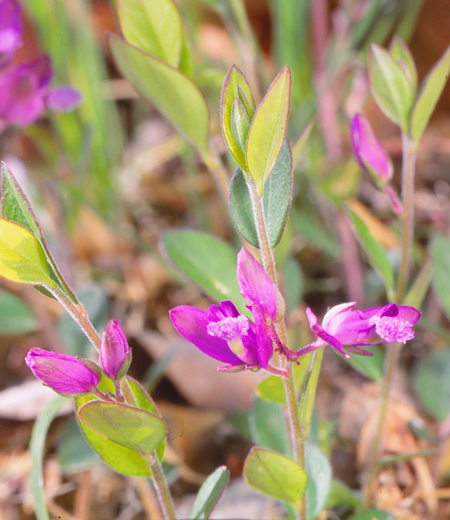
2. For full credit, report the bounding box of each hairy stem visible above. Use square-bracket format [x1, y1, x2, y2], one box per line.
[144, 452, 177, 520]
[362, 132, 417, 508]
[248, 182, 306, 520]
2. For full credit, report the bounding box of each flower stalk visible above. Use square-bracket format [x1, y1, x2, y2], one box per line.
[144, 452, 177, 520]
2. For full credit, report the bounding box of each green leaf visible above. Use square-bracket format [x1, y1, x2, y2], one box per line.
[249, 398, 290, 455]
[346, 207, 394, 298]
[230, 98, 251, 152]
[109, 35, 209, 152]
[244, 447, 307, 505]
[30, 396, 68, 520]
[0, 218, 55, 287]
[369, 44, 415, 131]
[162, 230, 246, 312]
[306, 443, 332, 520]
[389, 36, 417, 91]
[57, 418, 100, 474]
[57, 285, 109, 357]
[299, 350, 324, 438]
[246, 66, 292, 195]
[430, 235, 450, 320]
[1, 163, 77, 302]
[78, 401, 166, 455]
[346, 345, 384, 381]
[116, 0, 183, 67]
[411, 45, 450, 143]
[325, 479, 360, 509]
[348, 509, 393, 520]
[220, 65, 255, 171]
[0, 289, 38, 333]
[292, 119, 314, 169]
[403, 258, 433, 309]
[414, 348, 450, 421]
[190, 466, 230, 519]
[229, 139, 293, 249]
[293, 209, 340, 258]
[76, 377, 162, 476]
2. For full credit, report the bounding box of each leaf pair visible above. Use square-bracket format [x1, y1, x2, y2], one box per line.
[221, 65, 292, 195]
[370, 38, 450, 141]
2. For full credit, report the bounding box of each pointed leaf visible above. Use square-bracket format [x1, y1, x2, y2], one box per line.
[389, 36, 417, 91]
[249, 398, 290, 455]
[306, 443, 332, 520]
[162, 230, 246, 312]
[220, 65, 255, 171]
[116, 0, 183, 67]
[369, 44, 415, 131]
[246, 67, 291, 194]
[229, 139, 293, 248]
[411, 45, 450, 143]
[190, 466, 230, 519]
[244, 447, 307, 505]
[109, 35, 209, 151]
[1, 163, 77, 302]
[230, 98, 251, 152]
[0, 218, 55, 287]
[346, 206, 394, 298]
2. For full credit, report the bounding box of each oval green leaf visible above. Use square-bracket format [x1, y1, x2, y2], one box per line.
[369, 44, 415, 132]
[116, 0, 183, 67]
[0, 218, 54, 287]
[162, 230, 246, 312]
[244, 447, 307, 505]
[411, 44, 450, 143]
[246, 67, 291, 195]
[430, 235, 450, 320]
[190, 466, 230, 519]
[109, 35, 209, 152]
[306, 443, 332, 520]
[220, 65, 255, 171]
[249, 398, 290, 455]
[229, 139, 293, 249]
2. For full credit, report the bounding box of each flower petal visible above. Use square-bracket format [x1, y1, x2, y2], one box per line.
[237, 248, 277, 321]
[100, 320, 131, 380]
[169, 306, 243, 365]
[46, 86, 83, 112]
[251, 306, 273, 369]
[0, 0, 22, 68]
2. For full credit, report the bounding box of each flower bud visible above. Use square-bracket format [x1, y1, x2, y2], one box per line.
[25, 349, 101, 397]
[100, 320, 131, 381]
[350, 114, 393, 183]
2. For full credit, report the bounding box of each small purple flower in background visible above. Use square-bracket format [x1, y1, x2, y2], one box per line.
[0, 54, 82, 127]
[351, 114, 392, 182]
[25, 348, 101, 397]
[0, 0, 22, 68]
[100, 320, 132, 381]
[301, 302, 421, 358]
[170, 248, 280, 372]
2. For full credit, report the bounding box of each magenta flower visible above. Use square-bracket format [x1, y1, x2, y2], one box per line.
[100, 320, 131, 381]
[0, 55, 82, 126]
[169, 248, 279, 371]
[302, 302, 421, 358]
[25, 348, 101, 397]
[0, 0, 22, 68]
[350, 114, 393, 183]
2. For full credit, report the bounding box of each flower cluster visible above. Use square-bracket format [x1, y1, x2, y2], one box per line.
[0, 0, 82, 129]
[25, 320, 131, 397]
[170, 248, 421, 371]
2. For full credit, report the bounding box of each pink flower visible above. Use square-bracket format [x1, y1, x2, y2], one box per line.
[0, 0, 22, 68]
[25, 349, 101, 397]
[100, 320, 131, 381]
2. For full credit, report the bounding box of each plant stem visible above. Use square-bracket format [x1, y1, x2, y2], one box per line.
[248, 182, 306, 520]
[144, 452, 177, 520]
[361, 132, 417, 508]
[50, 286, 101, 351]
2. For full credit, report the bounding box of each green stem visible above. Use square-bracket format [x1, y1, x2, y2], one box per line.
[49, 286, 101, 351]
[361, 132, 417, 508]
[248, 182, 305, 520]
[144, 452, 177, 520]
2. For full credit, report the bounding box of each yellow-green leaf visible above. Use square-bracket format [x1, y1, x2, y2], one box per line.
[246, 67, 291, 195]
[109, 35, 209, 152]
[116, 0, 183, 67]
[389, 36, 417, 92]
[369, 44, 415, 132]
[0, 218, 54, 287]
[411, 44, 450, 143]
[220, 65, 255, 171]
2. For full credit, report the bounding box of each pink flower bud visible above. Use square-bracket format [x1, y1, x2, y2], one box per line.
[100, 320, 131, 381]
[351, 114, 393, 183]
[25, 349, 101, 397]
